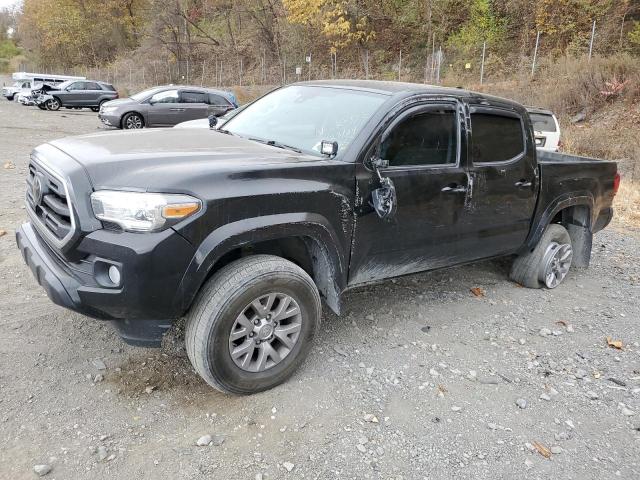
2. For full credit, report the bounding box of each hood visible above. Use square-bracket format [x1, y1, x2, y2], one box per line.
[102, 97, 135, 108]
[47, 128, 316, 190]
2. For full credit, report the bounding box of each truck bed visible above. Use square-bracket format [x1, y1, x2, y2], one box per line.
[528, 149, 617, 247]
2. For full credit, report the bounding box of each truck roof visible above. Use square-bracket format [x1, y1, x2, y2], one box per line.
[295, 79, 524, 110]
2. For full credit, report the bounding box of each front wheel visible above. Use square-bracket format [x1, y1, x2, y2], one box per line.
[122, 112, 144, 129]
[185, 255, 321, 395]
[510, 224, 573, 289]
[46, 97, 61, 111]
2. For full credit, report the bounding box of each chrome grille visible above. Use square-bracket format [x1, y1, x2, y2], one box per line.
[26, 159, 75, 246]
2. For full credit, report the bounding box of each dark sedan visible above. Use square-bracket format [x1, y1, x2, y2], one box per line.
[98, 85, 237, 129]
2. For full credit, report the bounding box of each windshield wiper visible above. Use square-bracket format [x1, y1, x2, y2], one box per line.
[248, 137, 302, 154]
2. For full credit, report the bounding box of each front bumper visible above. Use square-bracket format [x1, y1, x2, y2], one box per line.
[16, 222, 196, 346]
[98, 113, 120, 127]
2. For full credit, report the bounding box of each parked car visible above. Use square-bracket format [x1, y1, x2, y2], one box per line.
[527, 107, 561, 151]
[98, 85, 237, 129]
[2, 72, 85, 100]
[16, 80, 619, 394]
[34, 80, 118, 111]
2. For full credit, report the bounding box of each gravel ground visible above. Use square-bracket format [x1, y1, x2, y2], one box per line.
[1, 97, 639, 480]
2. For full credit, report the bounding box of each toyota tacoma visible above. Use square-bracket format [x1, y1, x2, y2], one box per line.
[16, 80, 619, 394]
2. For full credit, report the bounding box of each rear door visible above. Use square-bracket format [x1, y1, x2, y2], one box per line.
[178, 90, 209, 122]
[460, 104, 538, 259]
[208, 93, 233, 117]
[83, 81, 103, 106]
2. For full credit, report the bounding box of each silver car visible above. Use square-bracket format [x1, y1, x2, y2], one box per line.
[99, 85, 237, 129]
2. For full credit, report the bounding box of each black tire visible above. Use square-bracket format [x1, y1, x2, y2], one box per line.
[90, 106, 99, 112]
[185, 255, 321, 395]
[510, 224, 572, 289]
[6, 94, 14, 101]
[37, 104, 47, 110]
[46, 97, 61, 111]
[122, 112, 144, 129]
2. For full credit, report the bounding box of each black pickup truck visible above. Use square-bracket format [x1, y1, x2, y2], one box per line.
[16, 80, 619, 394]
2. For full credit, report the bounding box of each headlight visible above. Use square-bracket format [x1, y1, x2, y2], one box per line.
[90, 191, 201, 232]
[100, 106, 117, 113]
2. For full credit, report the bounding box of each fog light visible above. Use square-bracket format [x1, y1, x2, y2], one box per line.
[108, 265, 121, 285]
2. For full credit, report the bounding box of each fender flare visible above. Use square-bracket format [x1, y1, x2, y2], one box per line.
[176, 213, 347, 314]
[522, 192, 594, 253]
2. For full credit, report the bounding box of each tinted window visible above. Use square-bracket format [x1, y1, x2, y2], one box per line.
[208, 93, 230, 106]
[102, 83, 116, 92]
[529, 113, 557, 132]
[381, 109, 457, 167]
[67, 82, 84, 91]
[471, 113, 524, 163]
[150, 89, 179, 103]
[181, 91, 206, 103]
[85, 82, 101, 90]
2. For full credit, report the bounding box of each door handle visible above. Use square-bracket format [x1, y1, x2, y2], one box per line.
[441, 183, 467, 193]
[515, 179, 532, 188]
[170, 108, 185, 112]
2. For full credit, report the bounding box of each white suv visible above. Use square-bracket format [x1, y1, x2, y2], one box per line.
[526, 107, 561, 152]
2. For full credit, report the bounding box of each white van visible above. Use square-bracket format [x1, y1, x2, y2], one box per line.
[526, 107, 561, 152]
[2, 72, 85, 101]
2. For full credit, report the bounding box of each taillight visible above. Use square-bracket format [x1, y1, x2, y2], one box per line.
[613, 172, 621, 196]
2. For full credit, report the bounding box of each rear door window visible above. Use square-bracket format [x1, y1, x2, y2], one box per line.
[529, 113, 557, 132]
[85, 82, 101, 90]
[181, 91, 207, 103]
[471, 112, 525, 164]
[208, 93, 231, 106]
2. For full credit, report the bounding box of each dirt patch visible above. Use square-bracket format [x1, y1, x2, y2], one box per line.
[107, 352, 208, 398]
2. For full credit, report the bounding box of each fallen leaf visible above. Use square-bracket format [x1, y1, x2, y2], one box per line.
[470, 287, 485, 297]
[0, 230, 6, 238]
[437, 384, 447, 394]
[606, 337, 623, 350]
[3, 161, 15, 169]
[556, 320, 568, 326]
[532, 441, 551, 459]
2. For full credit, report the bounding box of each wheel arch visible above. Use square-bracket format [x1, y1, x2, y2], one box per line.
[177, 213, 348, 316]
[120, 111, 146, 128]
[522, 193, 594, 267]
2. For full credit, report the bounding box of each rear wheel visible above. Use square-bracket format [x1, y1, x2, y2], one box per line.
[46, 97, 61, 111]
[90, 106, 99, 112]
[185, 255, 321, 394]
[510, 224, 573, 289]
[122, 112, 144, 129]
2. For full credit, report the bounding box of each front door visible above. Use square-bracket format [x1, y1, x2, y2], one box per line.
[147, 89, 182, 126]
[349, 101, 471, 286]
[459, 105, 538, 259]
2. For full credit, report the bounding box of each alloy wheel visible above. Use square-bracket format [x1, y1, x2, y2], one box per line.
[228, 292, 302, 372]
[540, 241, 573, 288]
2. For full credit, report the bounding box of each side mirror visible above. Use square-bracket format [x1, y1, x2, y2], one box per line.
[208, 115, 217, 129]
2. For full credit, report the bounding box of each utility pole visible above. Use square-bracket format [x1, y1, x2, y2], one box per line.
[531, 31, 540, 76]
[589, 20, 596, 60]
[480, 41, 486, 85]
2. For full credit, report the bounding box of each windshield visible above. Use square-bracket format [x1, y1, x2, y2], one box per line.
[530, 113, 557, 132]
[131, 87, 166, 102]
[222, 85, 387, 156]
[56, 80, 73, 89]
